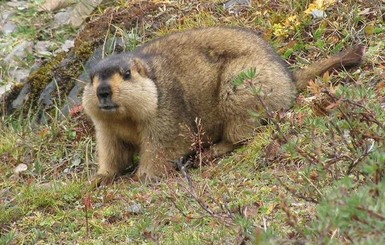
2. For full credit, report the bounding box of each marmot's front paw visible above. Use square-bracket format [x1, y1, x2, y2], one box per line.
[134, 169, 161, 183]
[135, 163, 175, 183]
[89, 173, 116, 189]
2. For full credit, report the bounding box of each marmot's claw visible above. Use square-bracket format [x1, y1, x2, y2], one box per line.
[89, 174, 116, 189]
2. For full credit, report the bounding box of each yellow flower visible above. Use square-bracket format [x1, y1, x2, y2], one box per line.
[305, 0, 337, 14]
[273, 23, 289, 37]
[285, 15, 301, 30]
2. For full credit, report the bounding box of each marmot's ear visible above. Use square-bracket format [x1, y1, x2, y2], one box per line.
[131, 58, 149, 78]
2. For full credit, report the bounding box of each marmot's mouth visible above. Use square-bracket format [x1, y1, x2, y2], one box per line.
[99, 104, 118, 112]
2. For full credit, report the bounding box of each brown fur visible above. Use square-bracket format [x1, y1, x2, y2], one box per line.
[82, 27, 364, 182]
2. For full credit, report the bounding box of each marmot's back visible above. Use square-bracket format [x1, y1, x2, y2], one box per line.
[135, 27, 296, 120]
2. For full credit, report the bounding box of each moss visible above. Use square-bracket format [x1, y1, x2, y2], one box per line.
[26, 41, 96, 115]
[28, 52, 66, 104]
[58, 41, 98, 96]
[74, 41, 95, 61]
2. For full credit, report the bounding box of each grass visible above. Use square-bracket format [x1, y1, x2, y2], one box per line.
[1, 0, 385, 244]
[0, 110, 302, 243]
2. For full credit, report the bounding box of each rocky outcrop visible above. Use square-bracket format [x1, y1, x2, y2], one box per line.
[1, 0, 245, 122]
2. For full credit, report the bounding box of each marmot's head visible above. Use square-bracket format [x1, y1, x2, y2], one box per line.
[82, 53, 158, 121]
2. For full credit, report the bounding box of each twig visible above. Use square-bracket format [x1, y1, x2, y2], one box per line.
[277, 177, 319, 203]
[300, 172, 324, 199]
[356, 206, 385, 221]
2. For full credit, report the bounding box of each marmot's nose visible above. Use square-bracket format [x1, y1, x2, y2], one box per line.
[97, 84, 112, 99]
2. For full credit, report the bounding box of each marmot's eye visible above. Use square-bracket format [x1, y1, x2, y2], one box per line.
[123, 70, 131, 80]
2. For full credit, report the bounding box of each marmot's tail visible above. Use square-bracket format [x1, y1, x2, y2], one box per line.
[293, 45, 365, 91]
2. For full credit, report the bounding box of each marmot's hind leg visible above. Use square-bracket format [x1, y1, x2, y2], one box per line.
[210, 141, 235, 157]
[209, 117, 257, 158]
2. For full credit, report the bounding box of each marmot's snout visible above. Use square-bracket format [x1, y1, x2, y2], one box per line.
[97, 83, 118, 112]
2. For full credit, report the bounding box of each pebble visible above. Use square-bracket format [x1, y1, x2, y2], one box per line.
[1, 10, 16, 35]
[0, 10, 14, 21]
[54, 11, 71, 26]
[223, 0, 251, 11]
[2, 21, 17, 35]
[11, 83, 31, 110]
[14, 163, 28, 174]
[311, 9, 327, 19]
[6, 1, 28, 9]
[0, 84, 14, 97]
[127, 203, 142, 214]
[61, 39, 74, 52]
[34, 41, 52, 56]
[10, 69, 30, 82]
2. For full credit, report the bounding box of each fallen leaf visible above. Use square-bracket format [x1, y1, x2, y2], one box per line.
[69, 104, 83, 117]
[307, 80, 322, 95]
[322, 71, 330, 83]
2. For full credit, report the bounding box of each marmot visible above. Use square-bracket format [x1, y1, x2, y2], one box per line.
[82, 27, 364, 183]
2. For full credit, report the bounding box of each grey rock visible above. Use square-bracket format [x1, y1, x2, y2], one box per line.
[38, 112, 49, 124]
[34, 41, 52, 56]
[2, 21, 17, 35]
[70, 0, 103, 27]
[85, 45, 104, 70]
[10, 69, 30, 82]
[0, 84, 13, 97]
[30, 59, 44, 73]
[4, 37, 127, 119]
[54, 11, 71, 26]
[37, 79, 63, 124]
[7, 1, 29, 9]
[60, 39, 74, 52]
[38, 80, 58, 107]
[311, 9, 327, 19]
[223, 0, 251, 10]
[12, 83, 31, 110]
[127, 203, 142, 214]
[4, 41, 34, 64]
[38, 0, 76, 12]
[38, 41, 105, 118]
[60, 44, 104, 116]
[108, 37, 126, 53]
[61, 81, 83, 116]
[1, 11, 14, 22]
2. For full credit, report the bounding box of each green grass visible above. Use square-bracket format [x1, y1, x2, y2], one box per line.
[1, 0, 385, 244]
[0, 112, 300, 243]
